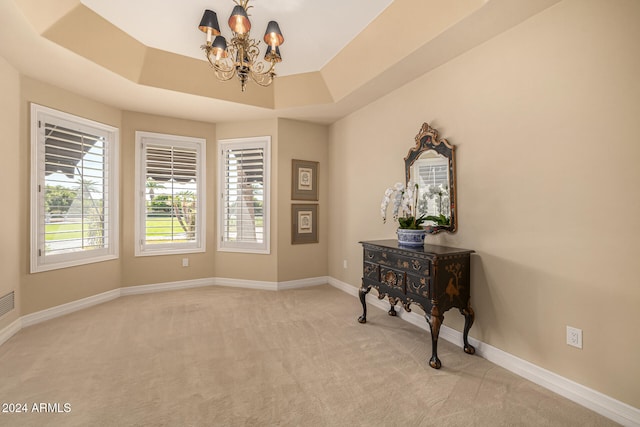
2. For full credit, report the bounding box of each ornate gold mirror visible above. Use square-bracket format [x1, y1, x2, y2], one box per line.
[404, 123, 457, 234]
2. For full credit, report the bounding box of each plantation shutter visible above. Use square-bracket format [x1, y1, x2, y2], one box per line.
[42, 121, 109, 255]
[31, 103, 119, 273]
[142, 141, 200, 247]
[220, 139, 269, 251]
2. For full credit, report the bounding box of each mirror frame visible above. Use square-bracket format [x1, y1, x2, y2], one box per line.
[404, 123, 457, 234]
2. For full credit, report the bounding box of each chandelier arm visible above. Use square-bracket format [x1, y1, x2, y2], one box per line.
[248, 61, 276, 87]
[245, 38, 260, 61]
[213, 66, 237, 82]
[202, 46, 237, 81]
[250, 60, 276, 76]
[248, 71, 274, 87]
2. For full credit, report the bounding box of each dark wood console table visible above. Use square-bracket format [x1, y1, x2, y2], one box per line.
[358, 240, 476, 369]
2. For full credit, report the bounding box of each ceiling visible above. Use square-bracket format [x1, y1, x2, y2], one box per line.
[1, 0, 561, 125]
[81, 0, 395, 77]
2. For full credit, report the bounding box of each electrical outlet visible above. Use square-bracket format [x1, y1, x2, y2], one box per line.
[566, 326, 582, 349]
[343, 260, 348, 269]
[182, 258, 189, 267]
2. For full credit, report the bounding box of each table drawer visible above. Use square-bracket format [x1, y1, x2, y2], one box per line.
[363, 261, 379, 281]
[364, 247, 387, 264]
[392, 256, 430, 275]
[365, 247, 431, 274]
[380, 266, 406, 294]
[406, 273, 430, 299]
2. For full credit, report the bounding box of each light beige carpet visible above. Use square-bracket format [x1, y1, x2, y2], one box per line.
[0, 285, 616, 426]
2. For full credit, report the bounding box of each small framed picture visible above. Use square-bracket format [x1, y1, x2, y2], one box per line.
[291, 204, 318, 244]
[292, 159, 318, 201]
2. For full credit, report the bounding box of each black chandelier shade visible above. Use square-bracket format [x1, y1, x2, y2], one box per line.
[263, 21, 284, 47]
[229, 5, 251, 34]
[212, 36, 228, 59]
[198, 9, 221, 36]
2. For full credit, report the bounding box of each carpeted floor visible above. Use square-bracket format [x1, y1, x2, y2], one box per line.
[0, 285, 617, 426]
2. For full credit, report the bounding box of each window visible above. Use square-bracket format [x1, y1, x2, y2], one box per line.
[30, 104, 119, 273]
[135, 132, 206, 256]
[218, 137, 270, 254]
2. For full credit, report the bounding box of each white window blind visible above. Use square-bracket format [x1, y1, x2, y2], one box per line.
[218, 137, 270, 254]
[31, 104, 119, 272]
[135, 132, 205, 256]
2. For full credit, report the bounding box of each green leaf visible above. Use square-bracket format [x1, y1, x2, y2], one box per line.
[425, 214, 450, 226]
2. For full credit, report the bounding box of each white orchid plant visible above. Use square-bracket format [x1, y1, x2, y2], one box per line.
[422, 183, 451, 226]
[380, 182, 426, 229]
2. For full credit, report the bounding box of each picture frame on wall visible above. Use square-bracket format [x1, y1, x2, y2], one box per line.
[291, 159, 318, 201]
[291, 204, 318, 244]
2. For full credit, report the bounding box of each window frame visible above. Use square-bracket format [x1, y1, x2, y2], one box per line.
[217, 136, 271, 254]
[30, 103, 119, 273]
[134, 131, 206, 257]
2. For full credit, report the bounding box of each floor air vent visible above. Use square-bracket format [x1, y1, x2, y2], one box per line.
[0, 291, 15, 318]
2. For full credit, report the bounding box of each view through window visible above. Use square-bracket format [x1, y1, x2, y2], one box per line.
[135, 132, 205, 256]
[218, 137, 270, 254]
[31, 104, 118, 272]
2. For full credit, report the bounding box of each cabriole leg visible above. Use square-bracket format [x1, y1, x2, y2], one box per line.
[427, 306, 444, 369]
[461, 305, 476, 355]
[357, 285, 371, 324]
[387, 297, 398, 317]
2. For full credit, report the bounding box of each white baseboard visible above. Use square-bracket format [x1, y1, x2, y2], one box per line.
[277, 276, 330, 290]
[212, 276, 329, 291]
[121, 278, 216, 296]
[213, 277, 277, 291]
[327, 277, 640, 427]
[21, 289, 121, 328]
[0, 318, 22, 347]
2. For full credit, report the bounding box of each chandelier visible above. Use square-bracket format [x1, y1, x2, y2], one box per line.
[198, 0, 285, 92]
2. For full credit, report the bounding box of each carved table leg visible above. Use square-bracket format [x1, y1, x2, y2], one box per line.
[387, 297, 398, 317]
[461, 305, 476, 355]
[426, 306, 444, 369]
[357, 285, 371, 324]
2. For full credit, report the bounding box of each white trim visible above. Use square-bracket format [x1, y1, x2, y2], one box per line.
[326, 277, 640, 427]
[0, 319, 22, 347]
[30, 103, 120, 273]
[121, 278, 215, 296]
[21, 289, 121, 328]
[213, 277, 277, 291]
[277, 276, 329, 290]
[217, 136, 271, 254]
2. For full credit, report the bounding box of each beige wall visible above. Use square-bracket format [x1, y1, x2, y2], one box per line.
[120, 111, 217, 287]
[214, 119, 330, 282]
[19, 77, 122, 315]
[276, 119, 329, 281]
[0, 57, 21, 329]
[12, 90, 329, 313]
[328, 0, 640, 408]
[214, 119, 280, 282]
